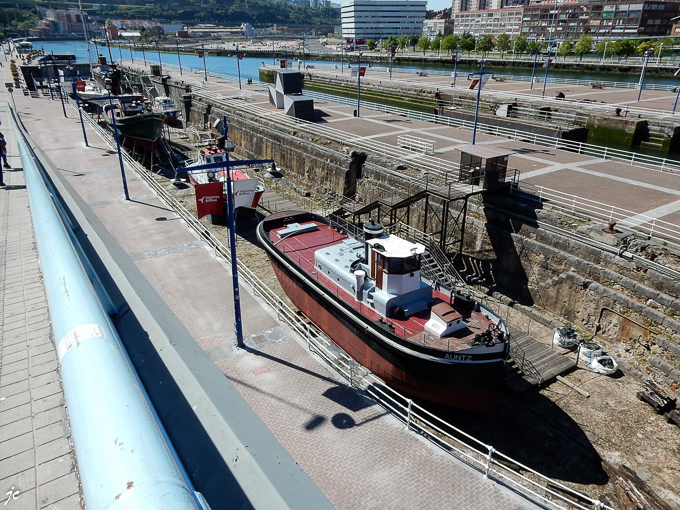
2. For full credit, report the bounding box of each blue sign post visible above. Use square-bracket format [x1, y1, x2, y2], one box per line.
[638, 50, 652, 102]
[530, 47, 539, 90]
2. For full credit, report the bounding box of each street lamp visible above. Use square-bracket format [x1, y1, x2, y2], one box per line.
[356, 52, 364, 117]
[105, 79, 130, 201]
[389, 45, 395, 80]
[601, 40, 609, 64]
[656, 42, 664, 66]
[638, 49, 652, 101]
[453, 45, 459, 87]
[512, 39, 516, 60]
[530, 42, 539, 90]
[471, 58, 493, 145]
[176, 41, 182, 75]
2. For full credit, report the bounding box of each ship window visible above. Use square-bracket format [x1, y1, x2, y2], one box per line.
[403, 255, 420, 273]
[386, 258, 403, 273]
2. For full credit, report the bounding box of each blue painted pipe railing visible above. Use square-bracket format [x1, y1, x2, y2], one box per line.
[11, 111, 205, 510]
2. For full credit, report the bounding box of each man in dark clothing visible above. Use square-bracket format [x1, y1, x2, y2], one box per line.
[0, 127, 8, 186]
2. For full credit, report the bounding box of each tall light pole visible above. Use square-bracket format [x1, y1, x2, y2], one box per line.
[176, 41, 182, 75]
[471, 59, 492, 145]
[638, 49, 651, 101]
[542, 0, 559, 98]
[601, 40, 609, 64]
[656, 42, 664, 66]
[356, 52, 364, 118]
[530, 43, 539, 90]
[341, 40, 344, 73]
[156, 40, 162, 75]
[221, 114, 244, 349]
[512, 39, 516, 60]
[202, 44, 207, 81]
[389, 45, 395, 80]
[453, 45, 459, 87]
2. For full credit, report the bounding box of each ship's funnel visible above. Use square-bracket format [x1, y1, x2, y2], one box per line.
[363, 218, 383, 241]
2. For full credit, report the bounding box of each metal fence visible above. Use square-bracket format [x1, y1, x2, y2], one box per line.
[63, 94, 613, 510]
[512, 181, 680, 247]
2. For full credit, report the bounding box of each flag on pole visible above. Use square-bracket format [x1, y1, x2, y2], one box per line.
[198, 51, 203, 58]
[391, 50, 396, 57]
[451, 55, 457, 63]
[351, 68, 358, 77]
[542, 58, 552, 68]
[237, 53, 243, 60]
[468, 75, 490, 91]
[359, 66, 366, 77]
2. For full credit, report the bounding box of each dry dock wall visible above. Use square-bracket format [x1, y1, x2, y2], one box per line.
[136, 68, 680, 387]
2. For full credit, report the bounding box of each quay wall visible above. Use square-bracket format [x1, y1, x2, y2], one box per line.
[128, 67, 680, 387]
[260, 67, 680, 153]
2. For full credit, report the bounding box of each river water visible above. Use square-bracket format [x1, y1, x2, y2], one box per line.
[32, 40, 680, 86]
[30, 40, 680, 161]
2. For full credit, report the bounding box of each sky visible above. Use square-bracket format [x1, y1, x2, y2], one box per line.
[426, 0, 452, 12]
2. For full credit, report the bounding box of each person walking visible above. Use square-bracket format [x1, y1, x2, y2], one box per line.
[0, 121, 10, 188]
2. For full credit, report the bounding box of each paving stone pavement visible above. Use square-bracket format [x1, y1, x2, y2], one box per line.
[219, 337, 538, 510]
[0, 105, 82, 510]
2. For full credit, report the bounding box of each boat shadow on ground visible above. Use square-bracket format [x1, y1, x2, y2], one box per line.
[419, 387, 609, 487]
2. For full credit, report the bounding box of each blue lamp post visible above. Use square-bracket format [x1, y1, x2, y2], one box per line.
[221, 114, 244, 348]
[105, 82, 130, 201]
[470, 59, 493, 145]
[453, 45, 459, 87]
[356, 52, 364, 117]
[638, 49, 652, 101]
[530, 44, 539, 90]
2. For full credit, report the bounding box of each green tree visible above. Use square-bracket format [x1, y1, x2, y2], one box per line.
[431, 36, 442, 54]
[367, 39, 376, 51]
[409, 35, 420, 50]
[397, 35, 408, 50]
[459, 36, 475, 55]
[653, 37, 673, 59]
[573, 34, 592, 61]
[496, 33, 510, 55]
[386, 35, 398, 51]
[441, 34, 458, 54]
[557, 39, 573, 60]
[595, 39, 611, 56]
[527, 40, 539, 55]
[612, 39, 636, 61]
[417, 36, 430, 53]
[479, 34, 495, 55]
[513, 36, 528, 55]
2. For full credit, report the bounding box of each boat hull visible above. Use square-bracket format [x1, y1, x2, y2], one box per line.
[105, 110, 166, 151]
[258, 212, 507, 414]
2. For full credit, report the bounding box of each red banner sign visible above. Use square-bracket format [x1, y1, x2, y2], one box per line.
[280, 59, 287, 68]
[195, 182, 224, 219]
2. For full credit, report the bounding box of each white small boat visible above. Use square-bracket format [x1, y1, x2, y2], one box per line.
[184, 147, 265, 210]
[152, 96, 181, 125]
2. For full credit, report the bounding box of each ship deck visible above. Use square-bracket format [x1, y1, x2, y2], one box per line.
[268, 219, 496, 353]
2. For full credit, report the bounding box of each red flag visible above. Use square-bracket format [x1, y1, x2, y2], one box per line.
[451, 55, 457, 63]
[280, 59, 286, 68]
[198, 51, 203, 58]
[238, 53, 243, 60]
[195, 182, 223, 219]
[359, 66, 366, 77]
[76, 80, 86, 92]
[391, 50, 396, 57]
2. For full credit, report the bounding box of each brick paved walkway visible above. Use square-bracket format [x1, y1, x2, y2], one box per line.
[220, 338, 537, 510]
[0, 104, 82, 510]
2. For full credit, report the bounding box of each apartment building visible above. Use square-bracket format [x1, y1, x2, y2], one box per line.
[453, 8, 524, 36]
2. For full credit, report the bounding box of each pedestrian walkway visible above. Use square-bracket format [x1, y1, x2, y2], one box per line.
[3, 74, 545, 508]
[0, 103, 82, 510]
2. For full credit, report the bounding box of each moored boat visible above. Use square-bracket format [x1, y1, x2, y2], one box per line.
[152, 96, 181, 126]
[257, 211, 510, 413]
[184, 147, 265, 210]
[103, 103, 166, 151]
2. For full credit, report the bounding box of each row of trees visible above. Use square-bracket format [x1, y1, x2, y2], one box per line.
[364, 33, 677, 62]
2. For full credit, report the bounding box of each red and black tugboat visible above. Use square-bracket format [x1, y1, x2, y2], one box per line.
[257, 211, 510, 414]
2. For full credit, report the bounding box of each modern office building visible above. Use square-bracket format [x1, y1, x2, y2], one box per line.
[341, 0, 427, 39]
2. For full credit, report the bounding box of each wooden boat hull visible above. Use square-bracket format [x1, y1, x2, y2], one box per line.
[104, 109, 166, 151]
[258, 211, 507, 414]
